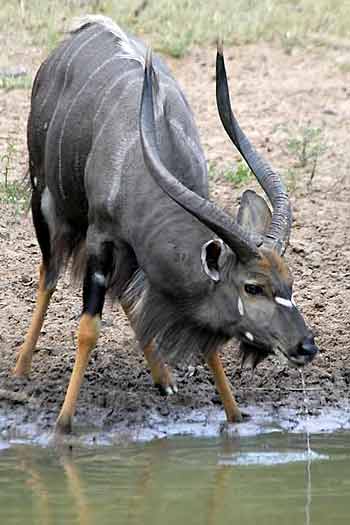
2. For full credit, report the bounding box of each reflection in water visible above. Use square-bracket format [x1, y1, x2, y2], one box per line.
[16, 447, 92, 525]
[19, 449, 51, 525]
[206, 465, 231, 525]
[1, 432, 348, 525]
[126, 438, 172, 524]
[300, 369, 312, 525]
[305, 456, 312, 525]
[62, 454, 92, 525]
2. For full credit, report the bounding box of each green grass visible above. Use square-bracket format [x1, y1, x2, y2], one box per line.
[0, 179, 30, 209]
[0, 142, 30, 210]
[338, 61, 350, 74]
[224, 161, 253, 186]
[208, 160, 252, 186]
[279, 123, 327, 190]
[0, 75, 32, 91]
[1, 0, 350, 57]
[285, 125, 326, 170]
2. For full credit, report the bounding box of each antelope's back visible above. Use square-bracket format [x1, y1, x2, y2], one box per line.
[28, 21, 142, 223]
[28, 17, 206, 228]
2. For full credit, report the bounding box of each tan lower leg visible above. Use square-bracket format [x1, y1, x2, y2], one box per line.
[143, 342, 174, 390]
[207, 351, 242, 423]
[121, 304, 175, 391]
[14, 263, 54, 377]
[56, 313, 100, 433]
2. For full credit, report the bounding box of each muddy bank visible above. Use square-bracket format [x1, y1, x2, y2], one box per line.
[2, 403, 350, 447]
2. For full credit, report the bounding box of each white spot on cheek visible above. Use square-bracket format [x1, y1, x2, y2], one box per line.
[275, 296, 293, 308]
[245, 331, 254, 342]
[238, 297, 244, 316]
[291, 294, 297, 307]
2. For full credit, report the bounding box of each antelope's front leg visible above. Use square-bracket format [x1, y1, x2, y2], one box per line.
[121, 304, 177, 395]
[56, 249, 110, 434]
[206, 351, 242, 423]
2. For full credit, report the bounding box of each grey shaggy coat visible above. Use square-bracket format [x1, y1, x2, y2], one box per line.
[29, 16, 230, 362]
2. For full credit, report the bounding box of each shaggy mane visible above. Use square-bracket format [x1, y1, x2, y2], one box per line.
[121, 270, 230, 364]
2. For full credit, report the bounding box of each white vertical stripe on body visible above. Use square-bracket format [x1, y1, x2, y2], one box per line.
[168, 118, 207, 183]
[39, 26, 97, 112]
[85, 78, 143, 212]
[107, 134, 140, 212]
[85, 76, 142, 174]
[47, 28, 105, 198]
[92, 69, 134, 125]
[57, 55, 120, 197]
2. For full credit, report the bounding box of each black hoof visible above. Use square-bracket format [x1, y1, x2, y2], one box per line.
[155, 383, 178, 397]
[240, 411, 251, 421]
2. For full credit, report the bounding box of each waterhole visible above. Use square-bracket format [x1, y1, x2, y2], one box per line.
[1, 430, 349, 525]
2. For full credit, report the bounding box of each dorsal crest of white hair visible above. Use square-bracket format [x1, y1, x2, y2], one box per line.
[70, 15, 145, 66]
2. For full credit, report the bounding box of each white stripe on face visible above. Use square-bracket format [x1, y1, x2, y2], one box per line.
[275, 296, 293, 308]
[238, 297, 244, 316]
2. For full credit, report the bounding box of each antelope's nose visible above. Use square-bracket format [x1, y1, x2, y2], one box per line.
[298, 336, 318, 362]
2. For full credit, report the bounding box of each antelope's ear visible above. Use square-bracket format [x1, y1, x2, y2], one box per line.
[201, 239, 229, 282]
[237, 190, 272, 235]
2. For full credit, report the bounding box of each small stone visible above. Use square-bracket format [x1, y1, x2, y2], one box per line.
[307, 251, 322, 268]
[159, 405, 170, 417]
[313, 296, 325, 309]
[323, 109, 337, 116]
[291, 240, 307, 255]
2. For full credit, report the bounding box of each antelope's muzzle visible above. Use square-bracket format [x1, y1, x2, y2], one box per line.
[290, 336, 319, 366]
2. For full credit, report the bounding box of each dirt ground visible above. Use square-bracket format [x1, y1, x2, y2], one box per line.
[1, 36, 350, 436]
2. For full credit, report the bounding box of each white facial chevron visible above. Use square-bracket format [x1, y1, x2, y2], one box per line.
[275, 296, 293, 308]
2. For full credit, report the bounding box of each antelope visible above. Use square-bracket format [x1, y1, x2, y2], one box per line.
[14, 16, 318, 433]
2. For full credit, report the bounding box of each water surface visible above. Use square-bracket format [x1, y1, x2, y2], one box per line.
[1, 431, 349, 525]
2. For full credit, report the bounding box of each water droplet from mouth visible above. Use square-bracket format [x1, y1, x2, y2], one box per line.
[300, 369, 312, 456]
[300, 369, 313, 525]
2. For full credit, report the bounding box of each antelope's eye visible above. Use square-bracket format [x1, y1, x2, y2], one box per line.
[245, 283, 264, 296]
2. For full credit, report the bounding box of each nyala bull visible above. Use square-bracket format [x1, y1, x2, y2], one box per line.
[14, 16, 318, 433]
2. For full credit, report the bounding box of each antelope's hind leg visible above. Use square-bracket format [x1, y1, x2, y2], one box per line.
[55, 242, 113, 434]
[14, 187, 56, 377]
